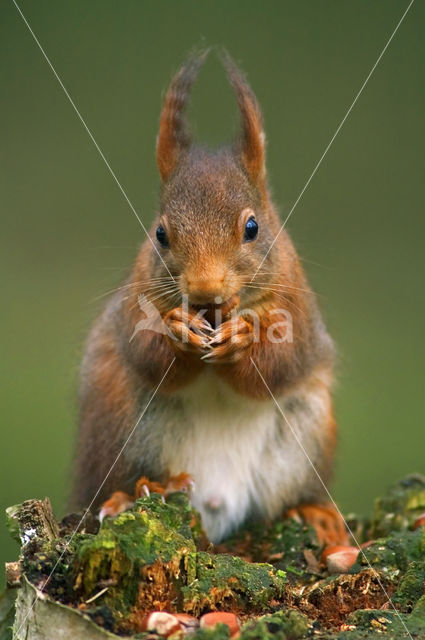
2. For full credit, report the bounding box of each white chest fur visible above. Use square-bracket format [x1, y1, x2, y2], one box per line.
[160, 370, 327, 542]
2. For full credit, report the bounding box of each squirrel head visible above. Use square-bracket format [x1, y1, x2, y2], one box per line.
[141, 51, 295, 312]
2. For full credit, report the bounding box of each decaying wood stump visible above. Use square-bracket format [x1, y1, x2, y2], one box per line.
[2, 475, 425, 639]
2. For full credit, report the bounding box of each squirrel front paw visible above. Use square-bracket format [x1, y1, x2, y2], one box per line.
[201, 316, 254, 364]
[99, 491, 135, 522]
[164, 306, 213, 355]
[135, 472, 194, 498]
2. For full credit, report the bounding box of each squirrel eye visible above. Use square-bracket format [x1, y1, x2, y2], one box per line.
[243, 216, 258, 243]
[156, 225, 169, 248]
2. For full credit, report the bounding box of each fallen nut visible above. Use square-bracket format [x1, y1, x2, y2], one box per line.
[200, 611, 240, 636]
[413, 512, 425, 530]
[174, 613, 199, 631]
[324, 546, 359, 574]
[321, 545, 352, 563]
[145, 611, 182, 637]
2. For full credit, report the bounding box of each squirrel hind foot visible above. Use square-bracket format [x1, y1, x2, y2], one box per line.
[286, 502, 349, 547]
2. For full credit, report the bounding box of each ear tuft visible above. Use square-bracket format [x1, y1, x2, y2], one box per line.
[221, 51, 266, 192]
[156, 50, 209, 181]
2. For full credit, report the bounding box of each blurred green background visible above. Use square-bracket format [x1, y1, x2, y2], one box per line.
[1, 0, 424, 580]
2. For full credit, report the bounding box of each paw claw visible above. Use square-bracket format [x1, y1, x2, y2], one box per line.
[164, 472, 194, 496]
[164, 306, 213, 356]
[98, 491, 134, 522]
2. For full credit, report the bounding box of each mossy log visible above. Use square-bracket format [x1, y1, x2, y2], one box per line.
[3, 475, 425, 639]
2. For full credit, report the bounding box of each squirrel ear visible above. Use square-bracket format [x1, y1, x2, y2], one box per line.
[156, 50, 208, 181]
[223, 52, 266, 192]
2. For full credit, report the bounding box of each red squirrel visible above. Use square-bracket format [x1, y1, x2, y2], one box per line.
[71, 51, 348, 546]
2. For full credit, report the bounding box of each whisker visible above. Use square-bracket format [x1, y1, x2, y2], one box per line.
[129, 287, 181, 312]
[245, 275, 324, 298]
[143, 282, 179, 295]
[106, 282, 179, 307]
[92, 277, 175, 302]
[243, 280, 313, 294]
[147, 287, 180, 305]
[243, 285, 307, 317]
[298, 257, 329, 269]
[167, 291, 182, 306]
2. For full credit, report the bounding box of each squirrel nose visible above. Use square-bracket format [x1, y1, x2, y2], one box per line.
[185, 267, 226, 305]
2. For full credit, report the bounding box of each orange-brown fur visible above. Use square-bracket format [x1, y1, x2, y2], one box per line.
[71, 51, 346, 545]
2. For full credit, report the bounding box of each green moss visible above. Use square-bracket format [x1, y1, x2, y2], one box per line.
[412, 594, 425, 616]
[189, 625, 231, 640]
[345, 608, 425, 638]
[6, 474, 425, 638]
[352, 528, 425, 578]
[182, 552, 286, 616]
[241, 610, 311, 639]
[75, 494, 198, 620]
[371, 474, 425, 538]
[393, 561, 425, 612]
[220, 516, 320, 582]
[73, 494, 285, 625]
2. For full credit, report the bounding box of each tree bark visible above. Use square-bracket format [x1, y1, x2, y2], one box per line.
[13, 577, 119, 640]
